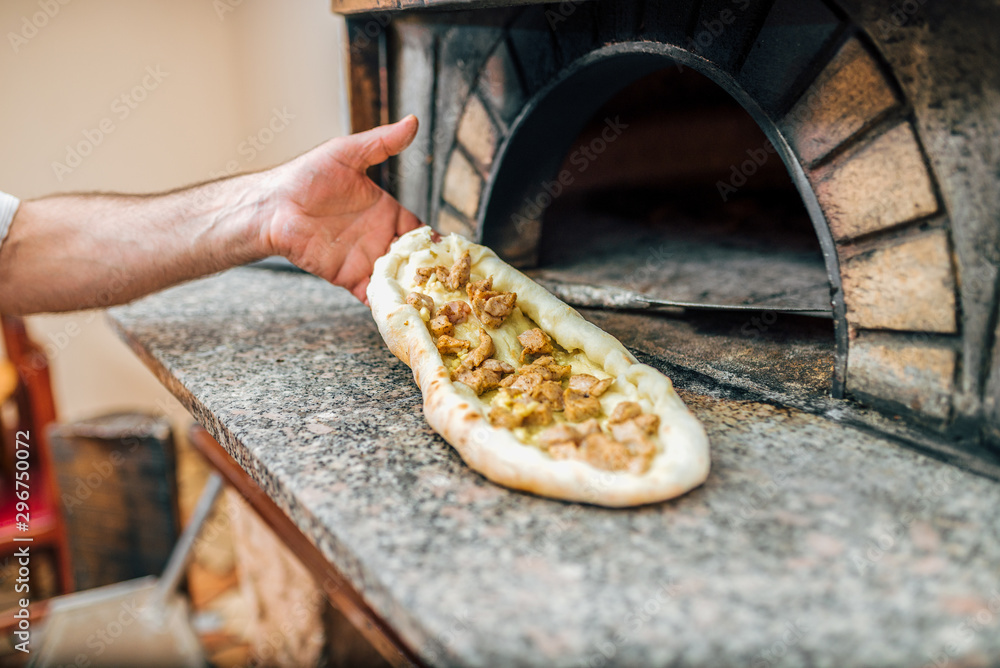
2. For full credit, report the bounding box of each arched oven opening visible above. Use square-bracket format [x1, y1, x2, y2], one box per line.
[480, 52, 840, 403]
[345, 0, 999, 485]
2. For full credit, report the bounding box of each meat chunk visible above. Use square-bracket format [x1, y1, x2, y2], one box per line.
[453, 366, 504, 395]
[541, 420, 655, 473]
[417, 253, 473, 292]
[493, 387, 520, 405]
[435, 266, 450, 285]
[537, 423, 581, 449]
[529, 380, 564, 411]
[508, 370, 544, 393]
[436, 335, 470, 355]
[455, 329, 494, 372]
[474, 291, 517, 328]
[609, 420, 655, 448]
[429, 314, 454, 338]
[567, 375, 592, 393]
[445, 251, 472, 291]
[606, 421, 657, 474]
[580, 433, 632, 472]
[568, 374, 614, 397]
[414, 267, 434, 286]
[607, 406, 660, 437]
[576, 419, 602, 439]
[625, 436, 656, 474]
[529, 356, 572, 381]
[442, 321, 510, 398]
[564, 389, 602, 422]
[548, 443, 580, 461]
[628, 448, 655, 475]
[633, 413, 660, 435]
[466, 276, 493, 300]
[406, 292, 434, 319]
[485, 293, 517, 323]
[630, 437, 657, 460]
[450, 331, 511, 393]
[518, 398, 553, 427]
[480, 358, 515, 376]
[487, 395, 552, 428]
[470, 360, 515, 390]
[489, 405, 522, 429]
[518, 327, 551, 353]
[439, 301, 471, 325]
[537, 419, 601, 451]
[430, 301, 470, 339]
[503, 357, 572, 393]
[609, 401, 642, 424]
[518, 327, 553, 363]
[467, 276, 517, 328]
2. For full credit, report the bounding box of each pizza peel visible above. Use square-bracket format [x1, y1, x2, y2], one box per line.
[534, 278, 833, 319]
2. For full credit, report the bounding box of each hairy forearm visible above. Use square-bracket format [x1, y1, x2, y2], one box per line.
[0, 172, 275, 314]
[0, 117, 421, 314]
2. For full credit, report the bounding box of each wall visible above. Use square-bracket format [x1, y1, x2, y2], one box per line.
[0, 0, 349, 424]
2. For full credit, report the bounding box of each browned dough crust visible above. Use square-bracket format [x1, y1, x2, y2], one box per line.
[368, 227, 710, 507]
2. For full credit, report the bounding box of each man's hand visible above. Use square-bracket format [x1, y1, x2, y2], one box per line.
[265, 115, 422, 303]
[0, 117, 424, 315]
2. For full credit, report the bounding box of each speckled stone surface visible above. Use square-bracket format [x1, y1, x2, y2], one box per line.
[109, 268, 1000, 668]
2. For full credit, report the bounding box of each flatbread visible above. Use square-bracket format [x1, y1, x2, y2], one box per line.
[367, 227, 710, 507]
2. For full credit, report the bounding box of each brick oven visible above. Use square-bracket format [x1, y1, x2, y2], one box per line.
[333, 0, 1000, 475]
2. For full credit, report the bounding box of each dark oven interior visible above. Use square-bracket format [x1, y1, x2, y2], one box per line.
[496, 65, 836, 405]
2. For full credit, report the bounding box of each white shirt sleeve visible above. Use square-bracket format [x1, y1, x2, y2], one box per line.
[0, 191, 20, 253]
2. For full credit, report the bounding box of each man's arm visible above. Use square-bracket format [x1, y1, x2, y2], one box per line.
[0, 116, 421, 315]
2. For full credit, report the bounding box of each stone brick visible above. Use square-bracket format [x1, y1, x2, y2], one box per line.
[478, 39, 525, 126]
[841, 229, 957, 333]
[692, 0, 776, 73]
[783, 37, 898, 165]
[442, 149, 482, 220]
[847, 332, 956, 420]
[457, 94, 498, 171]
[814, 122, 939, 240]
[506, 6, 559, 93]
[437, 208, 473, 238]
[737, 0, 841, 114]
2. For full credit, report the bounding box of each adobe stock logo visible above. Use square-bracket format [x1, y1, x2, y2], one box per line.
[51, 65, 169, 182]
[207, 107, 295, 179]
[7, 0, 73, 53]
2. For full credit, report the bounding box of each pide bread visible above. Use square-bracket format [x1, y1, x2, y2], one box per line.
[367, 227, 710, 507]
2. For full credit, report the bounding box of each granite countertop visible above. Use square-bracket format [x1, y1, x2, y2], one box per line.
[109, 268, 1000, 668]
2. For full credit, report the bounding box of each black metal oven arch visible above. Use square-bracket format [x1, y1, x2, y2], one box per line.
[477, 42, 849, 397]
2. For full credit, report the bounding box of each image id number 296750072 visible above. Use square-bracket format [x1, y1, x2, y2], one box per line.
[12, 429, 33, 654]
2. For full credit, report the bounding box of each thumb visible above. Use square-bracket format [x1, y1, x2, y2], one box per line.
[340, 115, 419, 171]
